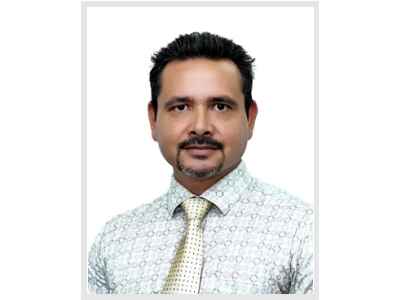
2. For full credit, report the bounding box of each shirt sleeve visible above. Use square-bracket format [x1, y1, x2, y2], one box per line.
[289, 208, 314, 294]
[88, 225, 111, 294]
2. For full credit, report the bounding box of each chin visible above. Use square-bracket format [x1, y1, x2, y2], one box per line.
[177, 159, 224, 180]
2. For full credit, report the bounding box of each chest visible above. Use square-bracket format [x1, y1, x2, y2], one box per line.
[103, 215, 294, 294]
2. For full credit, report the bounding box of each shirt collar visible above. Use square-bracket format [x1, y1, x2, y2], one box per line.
[165, 160, 252, 218]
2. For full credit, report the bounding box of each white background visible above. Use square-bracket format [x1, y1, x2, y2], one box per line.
[86, 6, 315, 245]
[1, 1, 400, 300]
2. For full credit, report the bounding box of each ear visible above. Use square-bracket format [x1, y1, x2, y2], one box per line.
[247, 100, 258, 140]
[147, 101, 158, 141]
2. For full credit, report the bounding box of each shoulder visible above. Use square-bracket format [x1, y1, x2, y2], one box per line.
[99, 196, 167, 241]
[249, 176, 314, 223]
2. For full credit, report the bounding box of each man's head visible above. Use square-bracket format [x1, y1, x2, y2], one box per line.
[148, 32, 258, 187]
[150, 32, 255, 118]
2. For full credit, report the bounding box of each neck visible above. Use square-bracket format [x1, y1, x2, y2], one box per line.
[173, 162, 240, 195]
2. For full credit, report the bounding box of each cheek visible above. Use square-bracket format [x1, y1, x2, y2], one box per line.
[156, 120, 185, 153]
[221, 124, 249, 154]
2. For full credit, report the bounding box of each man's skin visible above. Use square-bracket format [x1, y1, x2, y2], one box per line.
[148, 58, 258, 195]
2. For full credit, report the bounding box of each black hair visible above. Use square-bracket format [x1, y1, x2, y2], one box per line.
[149, 32, 255, 118]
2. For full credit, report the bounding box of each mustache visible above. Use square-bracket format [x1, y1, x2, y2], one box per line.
[178, 136, 224, 150]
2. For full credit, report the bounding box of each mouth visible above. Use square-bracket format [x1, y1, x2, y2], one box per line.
[184, 145, 218, 150]
[183, 145, 219, 157]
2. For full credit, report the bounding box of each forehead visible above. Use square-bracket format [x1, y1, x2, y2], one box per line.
[158, 58, 244, 103]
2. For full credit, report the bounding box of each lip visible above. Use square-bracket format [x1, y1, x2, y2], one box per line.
[184, 146, 218, 150]
[184, 147, 218, 156]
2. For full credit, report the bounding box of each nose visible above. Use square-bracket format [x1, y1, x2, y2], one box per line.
[189, 106, 213, 136]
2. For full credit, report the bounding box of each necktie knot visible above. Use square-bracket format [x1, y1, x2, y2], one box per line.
[181, 197, 212, 223]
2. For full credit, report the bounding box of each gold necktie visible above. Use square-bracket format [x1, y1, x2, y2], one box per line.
[161, 196, 212, 294]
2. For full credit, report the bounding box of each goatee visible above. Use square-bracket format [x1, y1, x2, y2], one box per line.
[176, 151, 224, 179]
[176, 135, 224, 179]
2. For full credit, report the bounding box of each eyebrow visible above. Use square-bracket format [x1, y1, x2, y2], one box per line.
[209, 96, 238, 108]
[164, 97, 191, 109]
[163, 95, 239, 108]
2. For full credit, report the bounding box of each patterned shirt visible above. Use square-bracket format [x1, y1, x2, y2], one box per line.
[88, 161, 314, 294]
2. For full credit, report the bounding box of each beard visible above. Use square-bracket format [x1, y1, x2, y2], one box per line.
[175, 135, 225, 179]
[176, 148, 225, 179]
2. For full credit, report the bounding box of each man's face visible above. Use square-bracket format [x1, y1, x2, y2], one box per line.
[148, 58, 257, 182]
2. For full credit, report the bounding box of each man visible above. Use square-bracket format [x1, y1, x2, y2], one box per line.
[88, 32, 313, 295]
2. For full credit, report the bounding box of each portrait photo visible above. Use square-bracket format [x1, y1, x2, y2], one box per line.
[83, 1, 317, 297]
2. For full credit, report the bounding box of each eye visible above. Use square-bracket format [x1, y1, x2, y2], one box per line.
[172, 104, 188, 112]
[213, 103, 230, 112]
